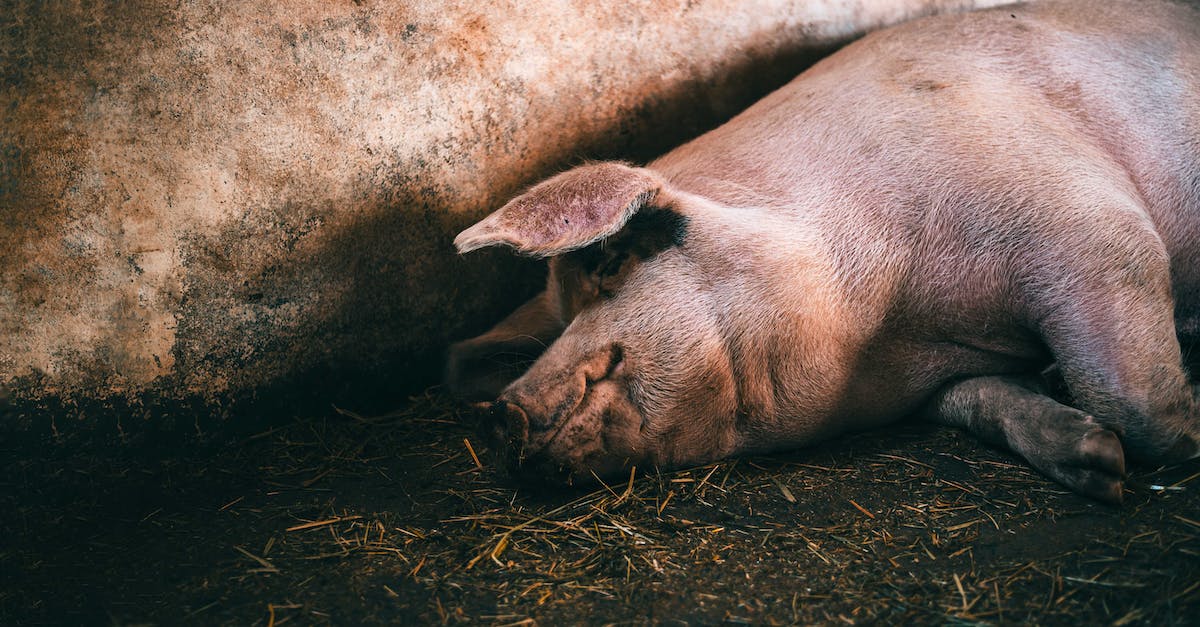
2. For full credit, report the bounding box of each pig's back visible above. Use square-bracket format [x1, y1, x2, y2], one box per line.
[652, 0, 1200, 320]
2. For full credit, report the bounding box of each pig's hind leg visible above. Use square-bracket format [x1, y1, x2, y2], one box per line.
[922, 375, 1127, 503]
[1025, 219, 1200, 467]
[926, 212, 1200, 503]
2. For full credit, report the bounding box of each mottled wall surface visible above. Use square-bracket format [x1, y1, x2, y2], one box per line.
[0, 0, 1008, 422]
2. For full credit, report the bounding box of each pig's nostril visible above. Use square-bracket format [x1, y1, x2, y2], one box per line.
[490, 399, 530, 453]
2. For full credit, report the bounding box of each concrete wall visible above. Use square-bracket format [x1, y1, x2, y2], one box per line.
[0, 0, 1008, 422]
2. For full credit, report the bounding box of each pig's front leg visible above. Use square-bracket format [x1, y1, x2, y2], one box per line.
[921, 375, 1126, 503]
[446, 290, 565, 401]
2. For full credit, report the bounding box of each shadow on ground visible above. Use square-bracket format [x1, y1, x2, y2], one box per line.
[2, 391, 1198, 625]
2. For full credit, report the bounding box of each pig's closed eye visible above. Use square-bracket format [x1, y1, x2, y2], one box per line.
[597, 255, 635, 297]
[598, 254, 623, 277]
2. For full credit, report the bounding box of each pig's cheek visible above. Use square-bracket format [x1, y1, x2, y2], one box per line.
[548, 387, 645, 473]
[599, 404, 645, 462]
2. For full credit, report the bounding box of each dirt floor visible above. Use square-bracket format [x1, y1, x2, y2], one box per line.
[3, 391, 1198, 626]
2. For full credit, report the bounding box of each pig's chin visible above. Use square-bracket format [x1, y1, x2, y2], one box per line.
[518, 380, 648, 485]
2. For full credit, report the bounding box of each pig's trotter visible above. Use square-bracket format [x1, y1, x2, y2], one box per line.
[924, 376, 1126, 503]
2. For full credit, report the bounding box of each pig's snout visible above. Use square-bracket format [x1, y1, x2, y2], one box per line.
[478, 343, 630, 482]
[482, 396, 575, 483]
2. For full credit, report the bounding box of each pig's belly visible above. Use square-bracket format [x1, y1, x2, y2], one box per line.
[830, 338, 1049, 431]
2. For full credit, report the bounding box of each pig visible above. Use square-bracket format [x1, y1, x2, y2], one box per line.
[447, 0, 1200, 504]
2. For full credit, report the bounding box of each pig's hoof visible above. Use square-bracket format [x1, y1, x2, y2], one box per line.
[1035, 421, 1126, 504]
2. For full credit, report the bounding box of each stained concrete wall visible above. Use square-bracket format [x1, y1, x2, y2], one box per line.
[1, 0, 1009, 422]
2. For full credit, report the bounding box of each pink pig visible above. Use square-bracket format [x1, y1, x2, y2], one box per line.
[449, 0, 1200, 503]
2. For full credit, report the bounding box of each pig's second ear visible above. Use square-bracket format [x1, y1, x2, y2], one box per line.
[454, 162, 664, 257]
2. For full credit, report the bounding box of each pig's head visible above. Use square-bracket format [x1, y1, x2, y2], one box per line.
[448, 162, 743, 483]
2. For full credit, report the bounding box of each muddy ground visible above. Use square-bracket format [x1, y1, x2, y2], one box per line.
[2, 391, 1198, 626]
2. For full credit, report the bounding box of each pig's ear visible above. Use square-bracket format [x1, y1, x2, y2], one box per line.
[454, 162, 664, 257]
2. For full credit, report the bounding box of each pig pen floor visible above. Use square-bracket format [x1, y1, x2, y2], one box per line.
[3, 392, 1198, 626]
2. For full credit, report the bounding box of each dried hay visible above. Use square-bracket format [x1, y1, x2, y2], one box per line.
[2, 390, 1197, 625]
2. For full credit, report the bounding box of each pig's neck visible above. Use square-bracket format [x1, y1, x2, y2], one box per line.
[680, 194, 900, 449]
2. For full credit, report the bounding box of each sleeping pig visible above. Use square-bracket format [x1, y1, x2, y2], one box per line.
[447, 0, 1200, 503]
